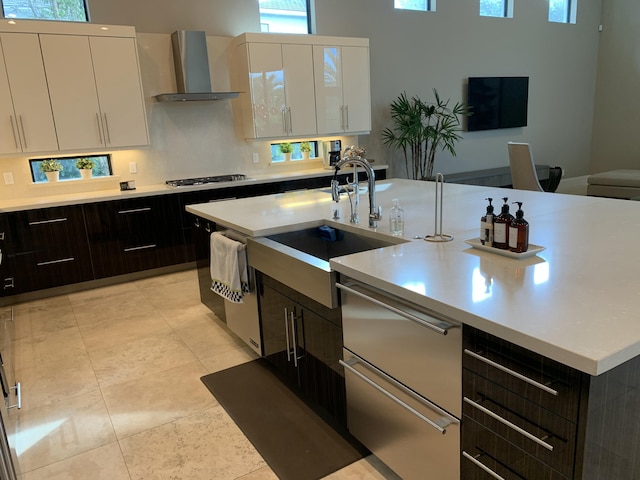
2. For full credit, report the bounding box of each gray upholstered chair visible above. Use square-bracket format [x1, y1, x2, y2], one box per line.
[508, 142, 544, 191]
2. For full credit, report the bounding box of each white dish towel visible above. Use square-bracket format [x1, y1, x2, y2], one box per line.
[210, 232, 249, 303]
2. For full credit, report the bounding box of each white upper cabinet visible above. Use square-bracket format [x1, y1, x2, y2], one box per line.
[0, 33, 58, 154]
[232, 33, 369, 140]
[314, 45, 371, 135]
[40, 34, 149, 151]
[89, 36, 149, 148]
[239, 42, 316, 139]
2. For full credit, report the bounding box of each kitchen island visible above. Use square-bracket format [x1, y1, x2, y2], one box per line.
[187, 178, 640, 479]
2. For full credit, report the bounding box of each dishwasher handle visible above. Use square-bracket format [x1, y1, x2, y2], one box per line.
[340, 355, 459, 434]
[337, 282, 456, 336]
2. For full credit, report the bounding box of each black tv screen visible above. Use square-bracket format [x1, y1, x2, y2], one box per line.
[467, 77, 529, 131]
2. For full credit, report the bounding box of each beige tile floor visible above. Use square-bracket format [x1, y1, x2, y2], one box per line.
[6, 268, 396, 480]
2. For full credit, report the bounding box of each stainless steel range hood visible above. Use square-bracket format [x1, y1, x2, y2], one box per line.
[155, 31, 239, 102]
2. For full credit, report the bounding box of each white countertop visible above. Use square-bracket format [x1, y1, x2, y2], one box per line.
[0, 165, 387, 212]
[187, 178, 640, 376]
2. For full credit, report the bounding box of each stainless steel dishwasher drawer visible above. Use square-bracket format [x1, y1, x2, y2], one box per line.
[338, 279, 462, 417]
[341, 350, 460, 480]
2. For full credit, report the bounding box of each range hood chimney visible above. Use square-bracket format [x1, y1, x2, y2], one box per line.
[155, 31, 239, 102]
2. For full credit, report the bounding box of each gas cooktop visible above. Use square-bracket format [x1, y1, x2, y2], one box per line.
[165, 174, 248, 188]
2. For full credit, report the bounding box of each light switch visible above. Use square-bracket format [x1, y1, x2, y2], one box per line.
[3, 172, 13, 185]
[129, 162, 137, 174]
[252, 153, 259, 164]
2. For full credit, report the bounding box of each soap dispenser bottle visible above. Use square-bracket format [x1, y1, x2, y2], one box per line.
[509, 202, 529, 253]
[493, 197, 514, 250]
[480, 198, 494, 246]
[389, 198, 405, 236]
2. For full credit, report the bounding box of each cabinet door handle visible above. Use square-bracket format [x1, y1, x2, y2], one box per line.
[463, 349, 559, 396]
[337, 282, 456, 336]
[287, 106, 292, 134]
[18, 115, 27, 149]
[103, 113, 111, 144]
[28, 217, 68, 226]
[8, 382, 21, 410]
[344, 104, 349, 129]
[9, 115, 20, 150]
[290, 310, 298, 367]
[118, 207, 151, 214]
[124, 244, 156, 252]
[37, 257, 74, 266]
[281, 107, 287, 134]
[463, 397, 554, 451]
[284, 307, 291, 362]
[462, 451, 505, 480]
[96, 113, 104, 144]
[341, 354, 458, 434]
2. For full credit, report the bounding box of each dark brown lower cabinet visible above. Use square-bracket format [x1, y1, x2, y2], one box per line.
[84, 195, 186, 278]
[0, 206, 94, 295]
[257, 272, 346, 425]
[463, 325, 640, 480]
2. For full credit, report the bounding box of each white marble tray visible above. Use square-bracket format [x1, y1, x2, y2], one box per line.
[464, 237, 546, 259]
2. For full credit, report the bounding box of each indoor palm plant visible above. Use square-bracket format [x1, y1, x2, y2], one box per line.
[382, 89, 469, 180]
[40, 159, 63, 182]
[76, 157, 95, 179]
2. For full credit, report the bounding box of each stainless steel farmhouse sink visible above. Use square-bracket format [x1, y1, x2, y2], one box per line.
[247, 224, 406, 308]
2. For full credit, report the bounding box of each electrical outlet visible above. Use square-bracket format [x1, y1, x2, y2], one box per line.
[252, 153, 259, 164]
[3, 172, 13, 185]
[129, 162, 137, 174]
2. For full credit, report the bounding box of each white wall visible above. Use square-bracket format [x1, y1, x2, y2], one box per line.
[590, 1, 640, 174]
[0, 0, 610, 202]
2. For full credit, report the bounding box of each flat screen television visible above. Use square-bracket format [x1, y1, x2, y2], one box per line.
[466, 76, 529, 131]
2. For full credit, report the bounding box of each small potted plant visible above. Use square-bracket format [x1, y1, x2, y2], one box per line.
[300, 141, 312, 160]
[40, 159, 63, 182]
[76, 157, 95, 179]
[279, 142, 293, 161]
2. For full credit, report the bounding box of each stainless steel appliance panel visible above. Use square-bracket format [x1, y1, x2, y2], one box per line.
[342, 349, 459, 480]
[338, 280, 462, 417]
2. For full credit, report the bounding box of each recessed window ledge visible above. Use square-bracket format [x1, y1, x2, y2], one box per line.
[30, 175, 121, 186]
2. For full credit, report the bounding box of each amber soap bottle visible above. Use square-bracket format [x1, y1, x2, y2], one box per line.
[493, 197, 514, 250]
[509, 202, 529, 253]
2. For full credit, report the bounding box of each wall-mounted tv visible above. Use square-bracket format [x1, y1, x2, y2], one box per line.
[466, 76, 529, 131]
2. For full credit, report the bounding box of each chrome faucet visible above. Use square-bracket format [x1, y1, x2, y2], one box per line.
[331, 155, 382, 228]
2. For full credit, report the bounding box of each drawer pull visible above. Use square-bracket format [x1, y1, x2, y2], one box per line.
[462, 451, 506, 480]
[464, 349, 559, 396]
[124, 244, 156, 252]
[464, 397, 554, 451]
[28, 217, 68, 226]
[37, 257, 74, 266]
[340, 355, 459, 434]
[337, 282, 456, 336]
[118, 207, 151, 214]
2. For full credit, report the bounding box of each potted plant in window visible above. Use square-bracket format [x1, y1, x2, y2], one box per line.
[279, 142, 293, 161]
[40, 159, 63, 182]
[300, 141, 312, 160]
[76, 157, 95, 179]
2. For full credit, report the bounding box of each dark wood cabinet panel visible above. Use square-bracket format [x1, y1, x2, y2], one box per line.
[84, 195, 186, 278]
[258, 272, 345, 424]
[1, 206, 93, 294]
[462, 415, 570, 480]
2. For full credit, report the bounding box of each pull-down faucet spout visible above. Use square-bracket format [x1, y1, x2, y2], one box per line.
[332, 156, 382, 228]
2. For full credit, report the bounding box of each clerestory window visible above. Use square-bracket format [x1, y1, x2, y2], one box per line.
[480, 0, 513, 18]
[394, 0, 434, 12]
[549, 0, 577, 24]
[259, 0, 311, 34]
[1, 0, 89, 21]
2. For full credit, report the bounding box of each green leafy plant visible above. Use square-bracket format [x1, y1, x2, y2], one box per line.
[75, 157, 95, 170]
[39, 159, 63, 172]
[279, 142, 293, 154]
[382, 89, 470, 180]
[300, 141, 312, 153]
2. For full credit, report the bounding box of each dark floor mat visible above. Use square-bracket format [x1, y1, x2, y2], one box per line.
[201, 358, 366, 480]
